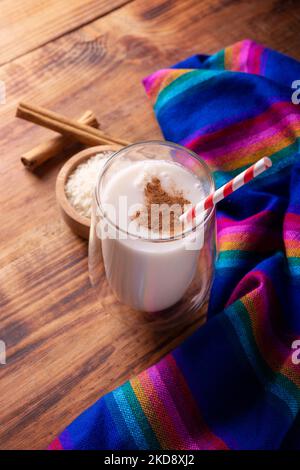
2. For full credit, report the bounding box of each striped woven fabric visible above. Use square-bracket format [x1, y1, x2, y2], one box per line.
[49, 40, 300, 450]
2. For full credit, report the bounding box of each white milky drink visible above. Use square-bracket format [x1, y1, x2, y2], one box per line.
[98, 159, 208, 312]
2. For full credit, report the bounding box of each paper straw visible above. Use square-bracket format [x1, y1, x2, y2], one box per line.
[180, 157, 272, 224]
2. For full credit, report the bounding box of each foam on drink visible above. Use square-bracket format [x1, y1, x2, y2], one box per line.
[100, 159, 206, 312]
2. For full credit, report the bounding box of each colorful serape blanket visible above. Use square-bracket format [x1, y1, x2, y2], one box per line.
[49, 40, 300, 450]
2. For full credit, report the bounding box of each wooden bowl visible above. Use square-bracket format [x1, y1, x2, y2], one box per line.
[56, 145, 122, 239]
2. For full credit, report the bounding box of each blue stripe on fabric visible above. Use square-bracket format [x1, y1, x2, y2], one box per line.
[154, 73, 292, 144]
[104, 393, 139, 450]
[173, 312, 292, 449]
[154, 69, 222, 115]
[67, 394, 122, 449]
[112, 388, 149, 449]
[224, 303, 298, 417]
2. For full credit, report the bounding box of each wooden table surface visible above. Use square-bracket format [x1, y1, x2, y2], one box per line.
[1, 0, 300, 450]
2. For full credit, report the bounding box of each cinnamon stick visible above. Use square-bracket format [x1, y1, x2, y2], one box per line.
[16, 102, 130, 147]
[20, 110, 99, 170]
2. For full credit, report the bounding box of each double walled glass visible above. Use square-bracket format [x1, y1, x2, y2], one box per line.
[89, 141, 216, 329]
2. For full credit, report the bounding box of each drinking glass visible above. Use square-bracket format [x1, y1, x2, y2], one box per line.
[89, 141, 216, 330]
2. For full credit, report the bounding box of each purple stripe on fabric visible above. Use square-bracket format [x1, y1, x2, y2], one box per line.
[227, 269, 295, 355]
[155, 359, 228, 450]
[200, 112, 300, 162]
[147, 366, 198, 449]
[180, 97, 289, 149]
[59, 429, 73, 450]
[260, 49, 268, 76]
[143, 69, 173, 101]
[184, 105, 300, 164]
[219, 225, 273, 236]
[217, 210, 275, 229]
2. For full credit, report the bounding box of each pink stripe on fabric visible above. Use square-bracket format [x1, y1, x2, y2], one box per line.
[184, 101, 300, 156]
[157, 356, 228, 450]
[238, 40, 252, 72]
[228, 270, 300, 379]
[191, 110, 300, 164]
[247, 42, 264, 74]
[217, 210, 275, 229]
[148, 366, 200, 450]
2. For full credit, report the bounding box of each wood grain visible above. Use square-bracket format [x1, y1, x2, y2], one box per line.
[0, 0, 132, 66]
[0, 0, 300, 450]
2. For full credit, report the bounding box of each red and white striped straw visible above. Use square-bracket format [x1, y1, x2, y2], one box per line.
[180, 157, 272, 224]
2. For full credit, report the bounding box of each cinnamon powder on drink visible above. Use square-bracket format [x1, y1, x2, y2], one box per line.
[132, 177, 190, 236]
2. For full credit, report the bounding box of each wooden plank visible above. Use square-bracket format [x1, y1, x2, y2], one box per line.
[0, 0, 300, 450]
[0, 0, 132, 65]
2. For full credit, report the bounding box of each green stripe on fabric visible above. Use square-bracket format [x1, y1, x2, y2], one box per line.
[122, 381, 161, 450]
[217, 251, 265, 268]
[270, 139, 300, 169]
[225, 301, 300, 416]
[209, 49, 225, 70]
[154, 69, 223, 115]
[288, 260, 300, 278]
[218, 251, 264, 259]
[289, 257, 300, 267]
[213, 140, 300, 188]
